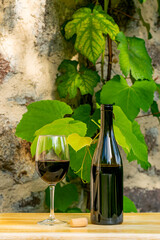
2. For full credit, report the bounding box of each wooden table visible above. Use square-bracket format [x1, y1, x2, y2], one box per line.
[0, 213, 160, 239]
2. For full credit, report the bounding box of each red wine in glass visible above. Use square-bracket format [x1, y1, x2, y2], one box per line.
[36, 160, 69, 184]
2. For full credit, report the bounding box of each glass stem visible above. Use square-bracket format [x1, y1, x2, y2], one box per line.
[49, 185, 55, 220]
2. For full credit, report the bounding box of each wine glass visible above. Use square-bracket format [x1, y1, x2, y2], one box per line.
[35, 135, 70, 225]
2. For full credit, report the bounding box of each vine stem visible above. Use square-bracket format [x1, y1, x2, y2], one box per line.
[104, 0, 112, 83]
[104, 0, 109, 13]
[101, 48, 105, 83]
[109, 8, 139, 21]
[106, 35, 112, 82]
[136, 112, 160, 119]
[101, 0, 110, 84]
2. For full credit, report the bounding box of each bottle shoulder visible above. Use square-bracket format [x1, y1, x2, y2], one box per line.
[92, 130, 123, 166]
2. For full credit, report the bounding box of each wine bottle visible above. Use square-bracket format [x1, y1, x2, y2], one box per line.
[90, 104, 123, 225]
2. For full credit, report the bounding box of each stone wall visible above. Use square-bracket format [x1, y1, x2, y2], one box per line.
[0, 0, 159, 212]
[0, 0, 74, 212]
[122, 0, 160, 212]
[104, 0, 160, 212]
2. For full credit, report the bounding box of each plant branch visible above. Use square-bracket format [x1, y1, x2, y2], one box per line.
[101, 0, 109, 84]
[101, 48, 105, 83]
[136, 112, 160, 118]
[109, 8, 139, 21]
[154, 76, 159, 82]
[92, 0, 99, 4]
[106, 35, 112, 82]
[104, 0, 109, 13]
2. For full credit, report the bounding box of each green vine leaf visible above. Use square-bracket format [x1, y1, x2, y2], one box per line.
[70, 144, 96, 183]
[55, 183, 78, 212]
[124, 121, 150, 169]
[31, 118, 87, 157]
[45, 183, 79, 212]
[65, 7, 119, 64]
[116, 32, 153, 80]
[113, 106, 149, 169]
[156, 83, 160, 94]
[101, 75, 156, 121]
[56, 60, 100, 99]
[15, 100, 73, 142]
[35, 118, 86, 137]
[137, 8, 152, 40]
[67, 133, 92, 152]
[72, 104, 100, 137]
[123, 196, 137, 213]
[151, 101, 160, 120]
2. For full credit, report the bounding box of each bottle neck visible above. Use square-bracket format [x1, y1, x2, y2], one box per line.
[101, 108, 113, 133]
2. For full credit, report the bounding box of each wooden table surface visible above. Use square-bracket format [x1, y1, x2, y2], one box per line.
[0, 213, 160, 240]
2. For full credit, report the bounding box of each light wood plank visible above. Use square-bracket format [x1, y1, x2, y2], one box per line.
[0, 213, 159, 239]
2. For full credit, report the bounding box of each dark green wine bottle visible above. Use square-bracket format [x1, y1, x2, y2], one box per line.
[91, 104, 123, 225]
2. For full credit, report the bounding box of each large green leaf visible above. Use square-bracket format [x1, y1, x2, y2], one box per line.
[65, 6, 119, 64]
[101, 75, 156, 121]
[123, 196, 137, 213]
[35, 118, 86, 136]
[70, 144, 96, 183]
[55, 183, 78, 212]
[72, 104, 100, 137]
[31, 118, 87, 157]
[16, 100, 72, 142]
[56, 60, 100, 99]
[124, 121, 150, 169]
[113, 106, 149, 169]
[116, 32, 153, 80]
[45, 183, 78, 212]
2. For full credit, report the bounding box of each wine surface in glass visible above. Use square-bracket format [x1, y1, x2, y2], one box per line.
[36, 160, 69, 184]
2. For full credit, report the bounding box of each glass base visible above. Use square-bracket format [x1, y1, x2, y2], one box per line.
[38, 217, 65, 226]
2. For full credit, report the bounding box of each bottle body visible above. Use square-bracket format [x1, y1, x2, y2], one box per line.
[91, 104, 123, 225]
